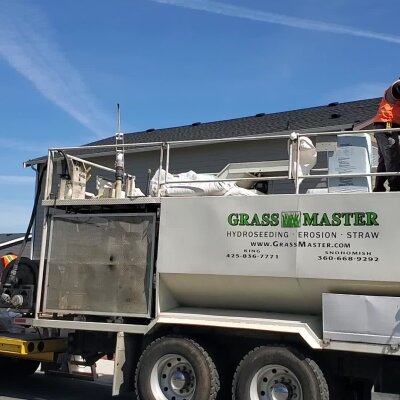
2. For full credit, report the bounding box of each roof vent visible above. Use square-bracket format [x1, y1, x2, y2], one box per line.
[255, 113, 266, 118]
[146, 128, 155, 132]
[191, 122, 202, 126]
[330, 113, 341, 119]
[328, 102, 339, 107]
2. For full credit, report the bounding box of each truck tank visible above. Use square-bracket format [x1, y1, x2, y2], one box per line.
[157, 193, 399, 314]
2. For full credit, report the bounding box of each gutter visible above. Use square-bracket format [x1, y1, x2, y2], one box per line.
[0, 234, 32, 249]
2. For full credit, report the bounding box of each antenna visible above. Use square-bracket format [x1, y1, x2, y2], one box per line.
[114, 103, 125, 198]
[117, 103, 121, 134]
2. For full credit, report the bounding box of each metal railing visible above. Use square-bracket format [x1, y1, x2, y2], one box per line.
[43, 126, 400, 199]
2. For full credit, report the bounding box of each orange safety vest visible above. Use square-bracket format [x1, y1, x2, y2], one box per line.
[375, 82, 400, 124]
[1, 254, 17, 269]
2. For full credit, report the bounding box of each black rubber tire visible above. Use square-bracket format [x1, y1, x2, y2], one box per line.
[0, 357, 40, 378]
[232, 346, 329, 400]
[135, 336, 220, 400]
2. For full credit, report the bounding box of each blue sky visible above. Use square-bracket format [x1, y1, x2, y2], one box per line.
[0, 0, 399, 232]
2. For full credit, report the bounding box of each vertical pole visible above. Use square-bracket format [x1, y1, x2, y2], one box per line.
[35, 150, 53, 319]
[115, 104, 124, 199]
[288, 138, 293, 180]
[44, 150, 53, 200]
[295, 136, 301, 194]
[165, 143, 170, 178]
[157, 144, 164, 197]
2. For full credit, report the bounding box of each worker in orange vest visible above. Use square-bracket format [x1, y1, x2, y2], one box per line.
[0, 253, 17, 270]
[373, 79, 400, 192]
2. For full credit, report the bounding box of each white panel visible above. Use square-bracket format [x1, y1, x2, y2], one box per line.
[158, 193, 398, 283]
[323, 293, 400, 345]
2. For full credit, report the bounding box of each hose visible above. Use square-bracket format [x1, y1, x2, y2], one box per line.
[7, 163, 47, 285]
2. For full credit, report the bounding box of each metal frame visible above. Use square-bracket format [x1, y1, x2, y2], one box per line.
[42, 197, 161, 207]
[41, 212, 156, 319]
[33, 126, 400, 337]
[41, 127, 400, 203]
[33, 318, 150, 333]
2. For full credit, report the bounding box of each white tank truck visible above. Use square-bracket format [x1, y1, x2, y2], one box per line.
[1, 128, 400, 400]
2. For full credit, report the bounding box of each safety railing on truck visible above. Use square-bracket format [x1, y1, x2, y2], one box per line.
[42, 126, 400, 200]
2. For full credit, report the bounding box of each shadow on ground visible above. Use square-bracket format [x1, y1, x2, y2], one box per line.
[0, 372, 134, 400]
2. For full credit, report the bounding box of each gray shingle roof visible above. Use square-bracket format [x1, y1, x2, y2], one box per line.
[0, 234, 32, 258]
[86, 98, 380, 146]
[0, 233, 25, 244]
[25, 98, 381, 165]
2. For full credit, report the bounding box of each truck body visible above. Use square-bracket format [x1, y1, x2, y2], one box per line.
[1, 129, 400, 399]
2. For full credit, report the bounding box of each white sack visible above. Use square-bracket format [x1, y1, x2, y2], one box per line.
[290, 136, 317, 184]
[224, 186, 259, 196]
[150, 168, 257, 197]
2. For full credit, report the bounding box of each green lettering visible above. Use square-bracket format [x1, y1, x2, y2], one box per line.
[366, 212, 379, 226]
[303, 213, 318, 226]
[331, 212, 342, 226]
[319, 213, 331, 226]
[354, 212, 366, 226]
[342, 213, 353, 226]
[240, 213, 250, 226]
[228, 213, 239, 226]
[250, 214, 261, 226]
[261, 213, 270, 226]
[270, 213, 279, 226]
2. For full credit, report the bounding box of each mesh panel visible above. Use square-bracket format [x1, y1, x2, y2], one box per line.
[45, 214, 155, 316]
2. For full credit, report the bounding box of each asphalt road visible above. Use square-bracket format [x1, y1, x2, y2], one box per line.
[0, 371, 399, 400]
[0, 371, 133, 400]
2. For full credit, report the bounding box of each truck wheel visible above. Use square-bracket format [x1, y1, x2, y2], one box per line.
[232, 346, 328, 400]
[135, 336, 220, 400]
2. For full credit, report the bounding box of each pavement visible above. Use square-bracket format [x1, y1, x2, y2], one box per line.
[0, 360, 134, 400]
[0, 359, 398, 399]
[81, 362, 400, 400]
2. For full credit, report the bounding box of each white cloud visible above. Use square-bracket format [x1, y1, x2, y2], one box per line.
[0, 175, 35, 184]
[0, 1, 114, 138]
[151, 0, 400, 45]
[0, 138, 48, 153]
[325, 82, 386, 103]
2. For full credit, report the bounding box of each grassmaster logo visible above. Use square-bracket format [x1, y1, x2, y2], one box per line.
[281, 211, 301, 228]
[227, 211, 379, 227]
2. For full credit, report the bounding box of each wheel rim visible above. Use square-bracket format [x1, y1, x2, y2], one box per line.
[249, 364, 303, 400]
[150, 353, 197, 400]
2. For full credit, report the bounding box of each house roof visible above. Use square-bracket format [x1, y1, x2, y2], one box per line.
[25, 97, 381, 165]
[0, 233, 32, 258]
[0, 233, 24, 243]
[0, 233, 31, 249]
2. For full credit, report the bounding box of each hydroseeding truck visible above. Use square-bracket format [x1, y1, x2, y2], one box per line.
[2, 128, 400, 400]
